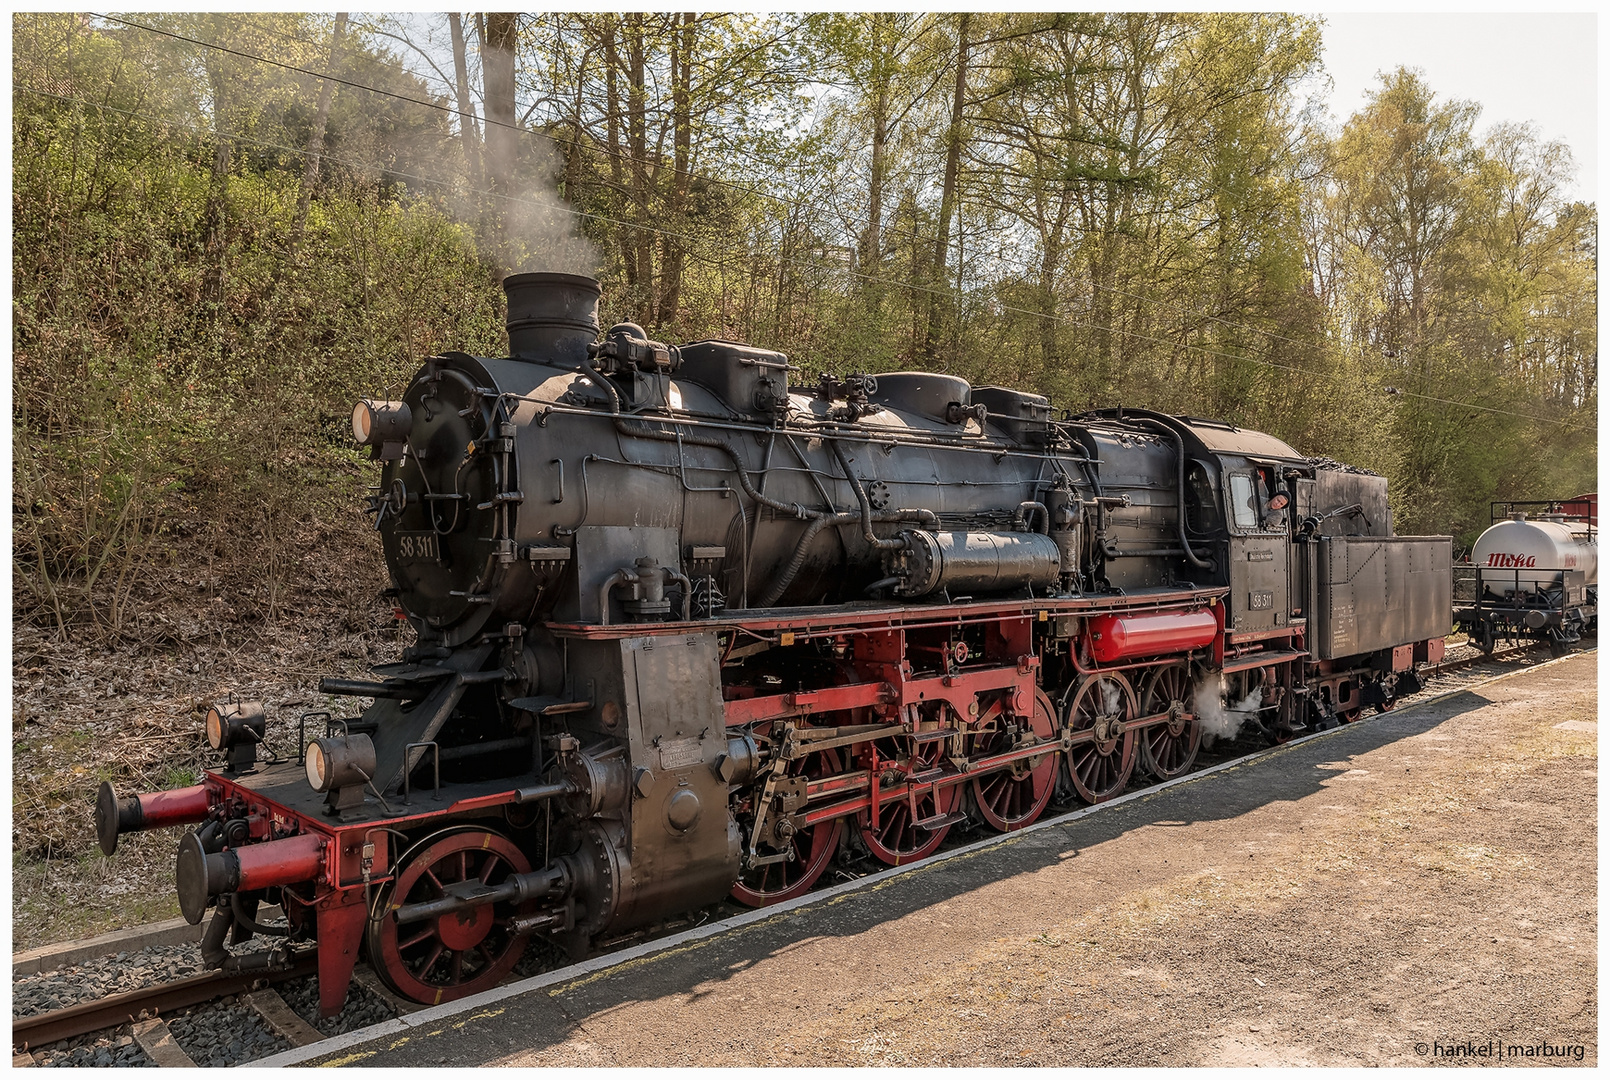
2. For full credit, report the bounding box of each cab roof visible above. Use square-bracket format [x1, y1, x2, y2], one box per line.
[1175, 416, 1303, 461]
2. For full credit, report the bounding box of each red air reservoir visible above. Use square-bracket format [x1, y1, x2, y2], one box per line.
[1085, 608, 1218, 663]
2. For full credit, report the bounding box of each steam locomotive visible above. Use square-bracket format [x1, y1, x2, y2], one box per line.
[95, 274, 1453, 1016]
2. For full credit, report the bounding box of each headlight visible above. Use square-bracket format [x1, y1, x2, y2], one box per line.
[351, 399, 412, 447]
[305, 733, 377, 793]
[205, 702, 264, 751]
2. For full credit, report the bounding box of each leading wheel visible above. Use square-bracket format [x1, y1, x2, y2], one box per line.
[731, 746, 844, 907]
[970, 690, 1058, 832]
[1138, 664, 1200, 781]
[1063, 672, 1138, 803]
[858, 736, 960, 865]
[366, 828, 534, 1006]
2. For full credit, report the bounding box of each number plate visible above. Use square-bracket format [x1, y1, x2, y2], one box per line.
[1248, 591, 1274, 611]
[658, 738, 704, 771]
[396, 532, 439, 561]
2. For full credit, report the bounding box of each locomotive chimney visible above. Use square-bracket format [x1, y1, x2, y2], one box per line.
[503, 272, 602, 366]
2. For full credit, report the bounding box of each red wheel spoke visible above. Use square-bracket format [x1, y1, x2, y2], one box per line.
[398, 925, 435, 951]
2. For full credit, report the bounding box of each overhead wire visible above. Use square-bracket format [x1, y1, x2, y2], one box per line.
[30, 20, 1592, 431]
[18, 81, 1584, 433]
[87, 13, 1393, 360]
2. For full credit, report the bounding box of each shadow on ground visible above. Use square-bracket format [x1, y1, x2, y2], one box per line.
[307, 686, 1499, 1065]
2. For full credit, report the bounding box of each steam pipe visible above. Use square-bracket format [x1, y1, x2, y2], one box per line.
[1016, 501, 1049, 534]
[756, 507, 937, 608]
[832, 439, 907, 551]
[597, 568, 633, 626]
[666, 568, 694, 621]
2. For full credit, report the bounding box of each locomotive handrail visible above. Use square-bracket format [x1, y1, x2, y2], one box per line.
[494, 390, 1096, 464]
[400, 742, 440, 804]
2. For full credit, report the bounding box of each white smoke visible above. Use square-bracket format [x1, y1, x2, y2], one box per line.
[1193, 675, 1264, 742]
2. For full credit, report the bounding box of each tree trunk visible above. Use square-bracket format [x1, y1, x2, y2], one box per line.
[293, 13, 348, 241]
[481, 12, 519, 273]
[448, 13, 482, 191]
[201, 48, 231, 307]
[924, 13, 970, 364]
[656, 12, 695, 327]
[861, 16, 889, 278]
[599, 15, 634, 288]
[625, 13, 653, 323]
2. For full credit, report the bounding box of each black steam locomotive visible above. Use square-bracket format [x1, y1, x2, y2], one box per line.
[96, 274, 1452, 1016]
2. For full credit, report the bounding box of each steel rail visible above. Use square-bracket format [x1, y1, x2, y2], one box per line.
[10, 638, 1562, 1057]
[1431, 640, 1548, 676]
[12, 952, 319, 1051]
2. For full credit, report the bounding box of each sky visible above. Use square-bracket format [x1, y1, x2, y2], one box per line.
[1315, 11, 1597, 200]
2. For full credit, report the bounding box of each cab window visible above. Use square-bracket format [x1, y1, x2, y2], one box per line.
[1229, 473, 1259, 531]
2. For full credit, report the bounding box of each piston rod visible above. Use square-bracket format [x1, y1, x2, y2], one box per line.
[392, 863, 569, 925]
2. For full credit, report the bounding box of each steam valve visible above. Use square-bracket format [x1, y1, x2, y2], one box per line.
[588, 323, 681, 374]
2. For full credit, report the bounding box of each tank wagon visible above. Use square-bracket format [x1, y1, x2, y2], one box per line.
[1455, 498, 1597, 653]
[96, 274, 1454, 1015]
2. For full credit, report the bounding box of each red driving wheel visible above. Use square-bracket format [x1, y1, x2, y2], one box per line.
[970, 690, 1058, 832]
[858, 736, 960, 865]
[731, 746, 845, 907]
[366, 828, 534, 1006]
[1063, 672, 1139, 803]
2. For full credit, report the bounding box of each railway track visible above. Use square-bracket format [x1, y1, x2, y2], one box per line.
[13, 953, 319, 1053]
[1431, 638, 1556, 674]
[12, 637, 1578, 1067]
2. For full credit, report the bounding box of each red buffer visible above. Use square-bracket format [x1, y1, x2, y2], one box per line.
[1085, 608, 1219, 663]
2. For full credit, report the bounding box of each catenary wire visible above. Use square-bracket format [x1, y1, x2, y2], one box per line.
[15, 81, 1587, 433]
[84, 7, 1584, 400]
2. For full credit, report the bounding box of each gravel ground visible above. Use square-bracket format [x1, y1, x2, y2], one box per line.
[12, 944, 209, 1017]
[28, 1027, 152, 1068]
[167, 1000, 291, 1067]
[278, 974, 397, 1036]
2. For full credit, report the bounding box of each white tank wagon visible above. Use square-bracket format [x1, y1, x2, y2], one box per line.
[1471, 515, 1597, 595]
[1456, 501, 1597, 654]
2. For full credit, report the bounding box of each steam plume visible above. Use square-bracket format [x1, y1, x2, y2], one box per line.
[1193, 675, 1264, 741]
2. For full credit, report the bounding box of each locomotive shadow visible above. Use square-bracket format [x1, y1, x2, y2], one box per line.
[347, 688, 1493, 1064]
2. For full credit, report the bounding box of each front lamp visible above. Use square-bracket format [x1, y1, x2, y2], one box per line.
[205, 702, 265, 773]
[352, 399, 413, 460]
[305, 733, 378, 794]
